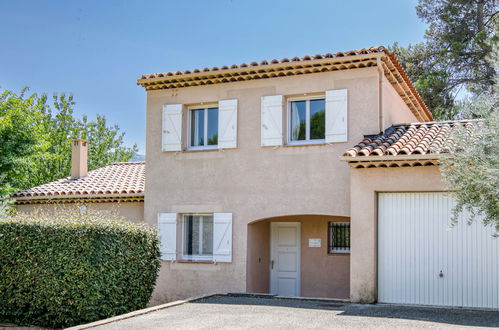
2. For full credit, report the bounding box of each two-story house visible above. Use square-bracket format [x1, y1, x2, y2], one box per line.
[139, 46, 498, 309]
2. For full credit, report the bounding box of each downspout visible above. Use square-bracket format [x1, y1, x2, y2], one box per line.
[376, 55, 384, 133]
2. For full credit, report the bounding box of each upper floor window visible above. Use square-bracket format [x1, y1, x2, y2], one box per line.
[189, 106, 219, 149]
[288, 97, 326, 144]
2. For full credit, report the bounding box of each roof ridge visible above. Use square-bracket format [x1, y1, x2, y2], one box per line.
[111, 161, 146, 165]
[12, 161, 145, 199]
[139, 46, 385, 79]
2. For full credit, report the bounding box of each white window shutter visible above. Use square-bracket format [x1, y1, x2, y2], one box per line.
[325, 89, 348, 143]
[157, 213, 177, 261]
[218, 99, 238, 149]
[213, 213, 232, 263]
[261, 95, 283, 146]
[162, 104, 183, 151]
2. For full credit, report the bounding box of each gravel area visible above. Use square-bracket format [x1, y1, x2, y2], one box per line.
[92, 295, 499, 329]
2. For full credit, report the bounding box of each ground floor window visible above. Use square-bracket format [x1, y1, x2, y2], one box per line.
[183, 214, 214, 260]
[328, 222, 350, 254]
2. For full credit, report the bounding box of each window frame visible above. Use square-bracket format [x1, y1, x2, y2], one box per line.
[287, 95, 326, 145]
[181, 213, 214, 261]
[328, 222, 351, 254]
[187, 104, 219, 150]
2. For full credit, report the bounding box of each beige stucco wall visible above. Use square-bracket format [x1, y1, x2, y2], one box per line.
[15, 201, 144, 223]
[349, 165, 445, 303]
[247, 215, 350, 299]
[381, 75, 418, 129]
[145, 67, 419, 304]
[247, 220, 270, 293]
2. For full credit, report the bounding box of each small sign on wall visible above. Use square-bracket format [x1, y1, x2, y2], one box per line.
[308, 238, 321, 248]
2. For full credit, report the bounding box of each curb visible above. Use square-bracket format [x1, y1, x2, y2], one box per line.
[66, 293, 219, 329]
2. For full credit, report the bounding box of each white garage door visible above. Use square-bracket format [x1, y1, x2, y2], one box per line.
[378, 192, 498, 309]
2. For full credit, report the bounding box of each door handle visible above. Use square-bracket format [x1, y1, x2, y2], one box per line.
[271, 260, 274, 269]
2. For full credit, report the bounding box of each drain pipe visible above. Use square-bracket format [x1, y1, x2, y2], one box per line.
[376, 55, 384, 134]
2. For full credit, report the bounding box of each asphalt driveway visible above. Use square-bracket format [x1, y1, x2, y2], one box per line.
[90, 295, 499, 329]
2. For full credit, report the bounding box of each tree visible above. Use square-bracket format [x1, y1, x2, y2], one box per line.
[0, 88, 138, 195]
[391, 0, 498, 119]
[436, 84, 498, 235]
[0, 88, 48, 195]
[390, 43, 457, 119]
[417, 0, 498, 94]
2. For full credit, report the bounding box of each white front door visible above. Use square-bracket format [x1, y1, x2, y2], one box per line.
[270, 222, 301, 296]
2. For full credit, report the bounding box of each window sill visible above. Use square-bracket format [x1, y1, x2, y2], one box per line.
[176, 259, 215, 264]
[328, 252, 351, 256]
[284, 142, 327, 148]
[185, 146, 219, 152]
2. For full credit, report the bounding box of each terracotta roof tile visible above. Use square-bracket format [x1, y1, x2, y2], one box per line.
[138, 47, 384, 80]
[13, 162, 145, 199]
[137, 46, 432, 122]
[343, 120, 479, 158]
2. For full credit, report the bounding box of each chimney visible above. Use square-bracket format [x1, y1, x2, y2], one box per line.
[71, 139, 88, 179]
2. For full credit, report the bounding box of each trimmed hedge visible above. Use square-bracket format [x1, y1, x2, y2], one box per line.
[0, 207, 160, 328]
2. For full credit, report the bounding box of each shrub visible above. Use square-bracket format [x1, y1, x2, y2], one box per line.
[0, 207, 160, 328]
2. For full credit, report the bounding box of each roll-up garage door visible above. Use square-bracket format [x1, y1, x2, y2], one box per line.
[378, 192, 498, 308]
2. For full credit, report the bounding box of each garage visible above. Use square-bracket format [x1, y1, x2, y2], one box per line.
[378, 192, 499, 309]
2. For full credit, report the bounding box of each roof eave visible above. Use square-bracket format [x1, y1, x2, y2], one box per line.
[137, 52, 383, 86]
[339, 154, 443, 162]
[13, 192, 145, 203]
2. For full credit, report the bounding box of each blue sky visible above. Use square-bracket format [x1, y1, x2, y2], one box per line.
[0, 0, 427, 153]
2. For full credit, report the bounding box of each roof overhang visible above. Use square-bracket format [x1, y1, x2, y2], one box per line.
[14, 193, 145, 205]
[340, 154, 442, 169]
[137, 47, 432, 122]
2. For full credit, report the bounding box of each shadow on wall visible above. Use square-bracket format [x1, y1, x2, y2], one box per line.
[246, 214, 350, 299]
[193, 295, 499, 328]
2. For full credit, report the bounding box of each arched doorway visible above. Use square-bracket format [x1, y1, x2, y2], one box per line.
[246, 214, 350, 299]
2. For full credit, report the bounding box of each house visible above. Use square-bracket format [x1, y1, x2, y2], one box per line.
[13, 139, 145, 223]
[138, 46, 498, 309]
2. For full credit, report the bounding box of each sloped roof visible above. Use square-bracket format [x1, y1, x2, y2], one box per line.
[137, 46, 432, 122]
[342, 120, 477, 159]
[13, 162, 145, 200]
[138, 47, 386, 81]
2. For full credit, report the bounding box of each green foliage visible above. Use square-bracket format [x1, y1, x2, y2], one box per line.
[310, 110, 325, 139]
[436, 88, 498, 235]
[0, 88, 138, 195]
[391, 0, 498, 119]
[0, 88, 49, 195]
[390, 43, 457, 119]
[0, 208, 160, 328]
[208, 133, 218, 146]
[417, 0, 498, 94]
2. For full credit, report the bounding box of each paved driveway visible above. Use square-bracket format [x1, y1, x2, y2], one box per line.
[92, 295, 499, 329]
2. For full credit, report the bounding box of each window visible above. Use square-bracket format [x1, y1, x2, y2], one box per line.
[189, 107, 218, 149]
[289, 98, 325, 143]
[182, 215, 214, 260]
[328, 222, 350, 254]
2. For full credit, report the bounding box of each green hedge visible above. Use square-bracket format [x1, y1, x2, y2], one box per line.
[0, 207, 161, 328]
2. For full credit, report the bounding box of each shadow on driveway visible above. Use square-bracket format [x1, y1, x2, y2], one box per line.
[192, 295, 499, 328]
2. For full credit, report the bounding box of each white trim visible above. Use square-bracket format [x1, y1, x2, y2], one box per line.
[187, 106, 219, 150]
[181, 214, 214, 261]
[287, 95, 326, 145]
[261, 95, 284, 147]
[213, 212, 233, 263]
[270, 222, 301, 297]
[325, 89, 348, 143]
[162, 104, 183, 151]
[217, 99, 238, 149]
